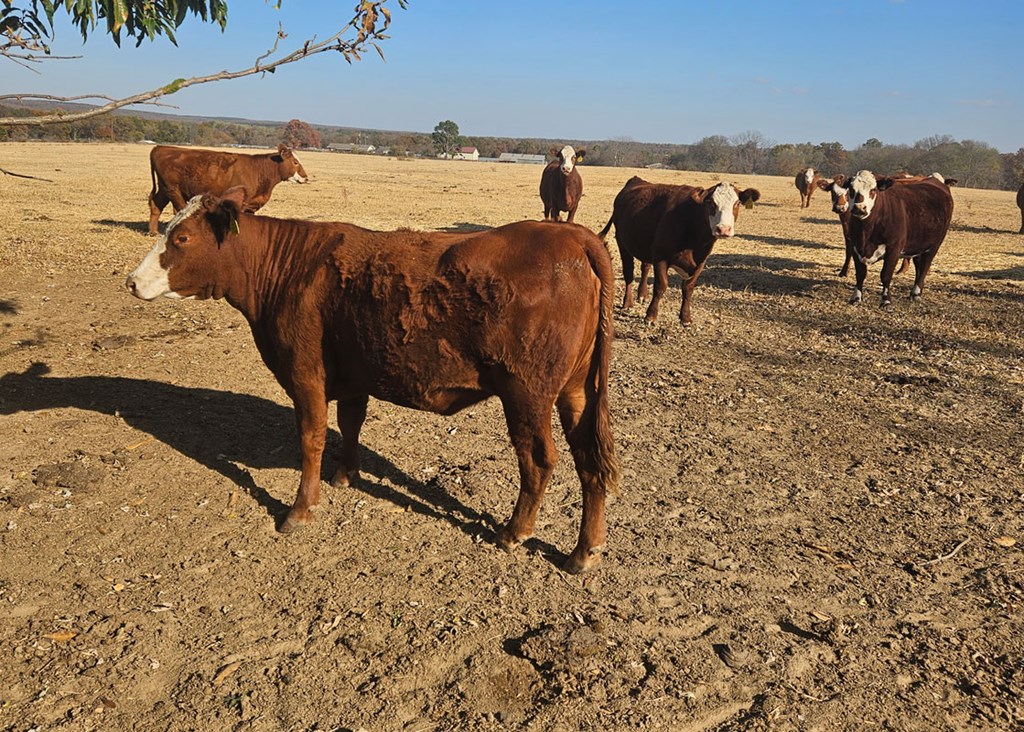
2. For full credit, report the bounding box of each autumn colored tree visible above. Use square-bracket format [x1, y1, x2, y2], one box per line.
[280, 119, 320, 149]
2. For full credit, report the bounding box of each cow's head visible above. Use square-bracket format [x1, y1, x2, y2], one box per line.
[698, 182, 760, 238]
[274, 144, 309, 183]
[551, 145, 583, 175]
[126, 188, 247, 302]
[819, 174, 852, 214]
[848, 170, 896, 219]
[803, 168, 816, 185]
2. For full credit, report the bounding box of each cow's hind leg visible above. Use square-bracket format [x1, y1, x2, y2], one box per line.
[148, 190, 170, 236]
[637, 262, 652, 303]
[911, 249, 937, 300]
[556, 386, 610, 573]
[331, 395, 368, 488]
[619, 247, 637, 309]
[495, 392, 559, 556]
[280, 385, 329, 533]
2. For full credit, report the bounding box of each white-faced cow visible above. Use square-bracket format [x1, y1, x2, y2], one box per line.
[841, 170, 954, 307]
[539, 145, 585, 222]
[147, 144, 308, 235]
[795, 168, 823, 208]
[126, 191, 619, 573]
[597, 177, 760, 326]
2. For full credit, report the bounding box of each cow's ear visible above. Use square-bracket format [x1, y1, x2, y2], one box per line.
[277, 143, 289, 155]
[834, 174, 846, 185]
[549, 146, 559, 159]
[945, 178, 958, 187]
[576, 149, 586, 162]
[876, 178, 895, 191]
[740, 188, 761, 205]
[208, 187, 247, 243]
[815, 178, 832, 190]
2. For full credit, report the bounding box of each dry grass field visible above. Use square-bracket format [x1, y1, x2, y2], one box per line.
[1, 142, 1023, 731]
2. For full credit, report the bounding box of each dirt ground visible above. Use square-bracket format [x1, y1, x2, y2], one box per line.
[1, 142, 1022, 731]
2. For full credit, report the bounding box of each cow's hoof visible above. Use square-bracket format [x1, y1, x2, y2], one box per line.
[643, 317, 657, 327]
[495, 527, 523, 553]
[880, 300, 892, 310]
[563, 547, 603, 574]
[848, 295, 862, 305]
[278, 510, 313, 534]
[838, 269, 849, 278]
[330, 468, 359, 488]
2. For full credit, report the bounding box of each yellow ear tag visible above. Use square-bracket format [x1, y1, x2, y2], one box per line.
[230, 217, 240, 235]
[744, 200, 754, 210]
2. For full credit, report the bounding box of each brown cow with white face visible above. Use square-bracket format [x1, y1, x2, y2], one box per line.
[795, 168, 822, 208]
[840, 170, 954, 307]
[147, 144, 308, 235]
[598, 177, 760, 325]
[539, 145, 585, 222]
[126, 192, 618, 573]
[818, 174, 950, 278]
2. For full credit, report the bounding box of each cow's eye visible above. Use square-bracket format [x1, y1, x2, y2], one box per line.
[174, 234, 189, 245]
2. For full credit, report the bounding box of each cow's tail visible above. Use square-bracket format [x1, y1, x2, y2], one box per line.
[580, 234, 620, 495]
[148, 148, 158, 199]
[596, 212, 615, 242]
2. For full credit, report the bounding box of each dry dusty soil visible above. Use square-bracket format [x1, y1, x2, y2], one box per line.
[1, 142, 1023, 731]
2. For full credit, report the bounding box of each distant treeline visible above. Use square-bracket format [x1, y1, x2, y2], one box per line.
[3, 104, 1022, 191]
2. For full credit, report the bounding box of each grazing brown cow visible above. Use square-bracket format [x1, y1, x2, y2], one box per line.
[841, 170, 954, 307]
[598, 176, 760, 325]
[126, 191, 618, 573]
[1017, 183, 1024, 234]
[147, 144, 308, 235]
[539, 145, 585, 222]
[795, 168, 823, 208]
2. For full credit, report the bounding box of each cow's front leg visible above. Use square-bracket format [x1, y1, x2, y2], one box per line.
[495, 393, 558, 555]
[878, 254, 900, 309]
[850, 259, 867, 304]
[643, 260, 669, 324]
[280, 386, 329, 533]
[677, 261, 706, 326]
[331, 395, 368, 488]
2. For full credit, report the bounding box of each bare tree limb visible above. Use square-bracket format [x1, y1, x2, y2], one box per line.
[0, 1, 402, 127]
[1, 167, 54, 182]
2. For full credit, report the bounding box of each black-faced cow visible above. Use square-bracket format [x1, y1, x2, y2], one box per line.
[126, 192, 618, 573]
[597, 176, 760, 325]
[540, 145, 585, 222]
[795, 168, 823, 208]
[148, 144, 308, 235]
[842, 170, 954, 307]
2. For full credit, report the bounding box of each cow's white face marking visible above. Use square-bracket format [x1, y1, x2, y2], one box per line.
[830, 183, 851, 213]
[126, 196, 203, 300]
[930, 172, 944, 183]
[804, 168, 815, 185]
[290, 153, 309, 183]
[850, 170, 878, 219]
[559, 145, 576, 174]
[709, 183, 740, 237]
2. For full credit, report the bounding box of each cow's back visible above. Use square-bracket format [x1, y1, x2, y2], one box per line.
[326, 221, 604, 410]
[883, 178, 954, 242]
[151, 146, 244, 200]
[610, 181, 697, 261]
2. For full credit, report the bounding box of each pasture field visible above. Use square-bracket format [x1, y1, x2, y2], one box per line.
[1, 142, 1023, 731]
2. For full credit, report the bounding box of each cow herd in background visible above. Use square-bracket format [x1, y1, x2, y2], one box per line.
[134, 143, 1023, 571]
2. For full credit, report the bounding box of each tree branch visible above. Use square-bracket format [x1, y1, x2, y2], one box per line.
[0, 1, 402, 127]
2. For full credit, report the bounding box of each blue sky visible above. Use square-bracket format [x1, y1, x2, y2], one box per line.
[6, 0, 1023, 151]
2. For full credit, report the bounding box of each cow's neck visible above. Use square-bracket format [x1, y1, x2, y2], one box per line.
[223, 215, 317, 323]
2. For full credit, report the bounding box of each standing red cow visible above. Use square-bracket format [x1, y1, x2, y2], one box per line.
[540, 145, 585, 222]
[795, 168, 822, 208]
[147, 144, 308, 235]
[126, 191, 618, 573]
